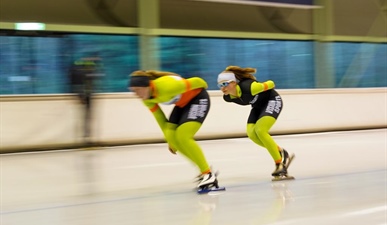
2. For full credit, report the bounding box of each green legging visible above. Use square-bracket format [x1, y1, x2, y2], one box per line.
[165, 121, 210, 173]
[246, 116, 281, 163]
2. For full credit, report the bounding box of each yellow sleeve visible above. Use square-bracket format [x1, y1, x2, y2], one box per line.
[143, 76, 208, 132]
[154, 76, 207, 97]
[251, 80, 275, 95]
[185, 77, 208, 90]
[142, 101, 168, 131]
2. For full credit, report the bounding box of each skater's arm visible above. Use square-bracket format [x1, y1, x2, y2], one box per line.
[223, 94, 233, 102]
[251, 80, 275, 95]
[185, 77, 208, 90]
[143, 101, 168, 131]
[155, 76, 208, 97]
[150, 104, 177, 154]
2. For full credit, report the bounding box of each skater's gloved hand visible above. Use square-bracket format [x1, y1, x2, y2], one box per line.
[168, 146, 177, 155]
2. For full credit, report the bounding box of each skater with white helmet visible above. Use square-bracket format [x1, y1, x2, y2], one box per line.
[216, 66, 295, 181]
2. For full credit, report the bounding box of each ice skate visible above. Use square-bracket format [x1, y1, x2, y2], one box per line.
[195, 168, 219, 184]
[271, 164, 294, 181]
[197, 172, 226, 194]
[271, 149, 295, 181]
[281, 149, 295, 169]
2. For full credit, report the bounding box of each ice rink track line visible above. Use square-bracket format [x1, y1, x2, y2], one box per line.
[1, 128, 384, 156]
[1, 169, 385, 215]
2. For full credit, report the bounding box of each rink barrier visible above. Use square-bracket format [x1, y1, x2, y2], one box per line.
[0, 88, 386, 153]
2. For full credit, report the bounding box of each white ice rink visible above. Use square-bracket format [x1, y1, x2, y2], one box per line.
[1, 129, 386, 225]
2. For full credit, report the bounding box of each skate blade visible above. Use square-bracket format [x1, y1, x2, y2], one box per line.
[285, 154, 295, 169]
[272, 175, 295, 182]
[197, 186, 226, 195]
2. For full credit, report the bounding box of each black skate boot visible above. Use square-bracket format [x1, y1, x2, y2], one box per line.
[271, 162, 287, 177]
[280, 149, 289, 166]
[281, 149, 295, 170]
[271, 149, 295, 181]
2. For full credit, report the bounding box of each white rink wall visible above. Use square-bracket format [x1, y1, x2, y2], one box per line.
[0, 88, 386, 152]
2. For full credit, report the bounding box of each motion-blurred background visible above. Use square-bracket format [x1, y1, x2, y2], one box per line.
[0, 1, 386, 225]
[1, 0, 386, 153]
[1, 0, 386, 94]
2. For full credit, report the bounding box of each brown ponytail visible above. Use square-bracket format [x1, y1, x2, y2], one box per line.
[130, 70, 180, 80]
[145, 70, 180, 80]
[225, 65, 257, 81]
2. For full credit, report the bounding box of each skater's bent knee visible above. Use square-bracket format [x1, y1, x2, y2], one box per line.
[255, 128, 269, 138]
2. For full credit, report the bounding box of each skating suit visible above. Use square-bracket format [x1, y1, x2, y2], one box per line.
[142, 75, 211, 125]
[223, 79, 283, 123]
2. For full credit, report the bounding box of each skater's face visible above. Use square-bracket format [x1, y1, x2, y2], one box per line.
[218, 80, 237, 95]
[130, 86, 151, 100]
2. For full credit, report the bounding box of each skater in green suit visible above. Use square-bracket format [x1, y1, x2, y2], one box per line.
[216, 65, 294, 180]
[128, 70, 223, 191]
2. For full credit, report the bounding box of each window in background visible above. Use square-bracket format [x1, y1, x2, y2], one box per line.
[334, 42, 387, 88]
[1, 33, 385, 95]
[68, 34, 139, 93]
[159, 36, 315, 90]
[0, 36, 64, 94]
[0, 34, 139, 94]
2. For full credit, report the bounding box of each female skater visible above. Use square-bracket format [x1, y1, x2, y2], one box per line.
[217, 66, 294, 180]
[128, 70, 224, 192]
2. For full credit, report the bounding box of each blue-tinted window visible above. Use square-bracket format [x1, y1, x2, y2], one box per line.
[1, 33, 386, 95]
[159, 37, 315, 89]
[334, 42, 387, 87]
[0, 34, 139, 94]
[0, 36, 64, 94]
